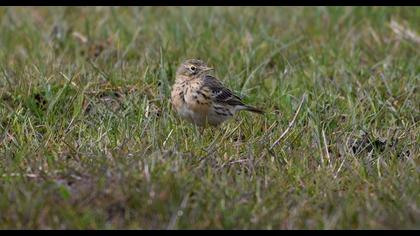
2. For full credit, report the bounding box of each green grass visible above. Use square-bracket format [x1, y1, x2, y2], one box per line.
[0, 6, 419, 229]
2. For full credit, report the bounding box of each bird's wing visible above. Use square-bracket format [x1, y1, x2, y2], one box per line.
[201, 75, 245, 106]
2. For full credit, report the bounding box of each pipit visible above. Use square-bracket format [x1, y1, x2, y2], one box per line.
[170, 59, 263, 127]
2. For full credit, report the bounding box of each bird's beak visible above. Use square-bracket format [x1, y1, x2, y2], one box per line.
[202, 67, 214, 72]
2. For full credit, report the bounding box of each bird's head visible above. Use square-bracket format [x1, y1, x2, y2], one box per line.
[176, 59, 213, 78]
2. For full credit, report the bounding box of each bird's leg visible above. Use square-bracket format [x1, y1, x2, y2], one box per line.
[193, 126, 202, 137]
[199, 120, 212, 135]
[219, 127, 230, 141]
[199, 126, 205, 135]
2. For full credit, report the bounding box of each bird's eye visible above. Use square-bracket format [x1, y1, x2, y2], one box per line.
[190, 66, 196, 71]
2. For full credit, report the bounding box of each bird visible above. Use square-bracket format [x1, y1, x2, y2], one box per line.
[170, 59, 264, 127]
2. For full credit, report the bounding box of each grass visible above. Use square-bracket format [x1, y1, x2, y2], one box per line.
[0, 6, 419, 229]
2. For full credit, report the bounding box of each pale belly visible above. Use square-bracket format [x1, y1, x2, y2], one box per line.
[175, 102, 231, 127]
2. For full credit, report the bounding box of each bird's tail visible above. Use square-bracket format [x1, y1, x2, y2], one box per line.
[243, 105, 264, 114]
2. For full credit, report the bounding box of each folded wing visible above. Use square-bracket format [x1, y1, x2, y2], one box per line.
[202, 75, 245, 106]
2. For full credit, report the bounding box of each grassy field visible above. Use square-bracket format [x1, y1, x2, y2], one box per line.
[0, 6, 419, 229]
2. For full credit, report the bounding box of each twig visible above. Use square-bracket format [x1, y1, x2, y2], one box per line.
[167, 193, 189, 230]
[390, 20, 420, 44]
[322, 129, 331, 167]
[1, 173, 38, 178]
[269, 93, 306, 150]
[163, 128, 174, 147]
[334, 152, 347, 179]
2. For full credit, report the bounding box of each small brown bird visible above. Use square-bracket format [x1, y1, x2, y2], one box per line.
[170, 59, 263, 127]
